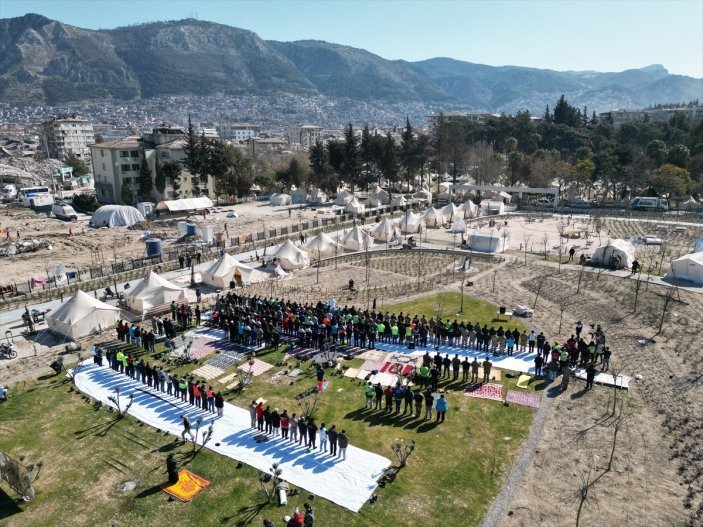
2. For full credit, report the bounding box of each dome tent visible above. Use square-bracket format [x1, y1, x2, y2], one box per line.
[89, 205, 145, 228]
[270, 193, 292, 206]
[422, 208, 446, 228]
[46, 290, 121, 340]
[202, 253, 266, 289]
[124, 271, 187, 315]
[303, 232, 342, 258]
[396, 211, 422, 234]
[341, 226, 373, 252]
[591, 239, 636, 269]
[271, 239, 311, 270]
[370, 218, 399, 242]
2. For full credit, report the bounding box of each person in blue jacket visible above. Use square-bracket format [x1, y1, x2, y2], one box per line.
[435, 394, 448, 423]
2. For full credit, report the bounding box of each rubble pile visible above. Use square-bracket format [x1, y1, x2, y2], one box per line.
[0, 238, 53, 257]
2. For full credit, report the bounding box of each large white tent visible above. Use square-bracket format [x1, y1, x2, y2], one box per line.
[89, 205, 145, 228]
[202, 253, 266, 288]
[414, 189, 433, 201]
[155, 197, 213, 212]
[334, 190, 354, 206]
[370, 218, 399, 242]
[480, 200, 505, 215]
[669, 252, 703, 285]
[396, 211, 422, 234]
[369, 186, 390, 204]
[269, 193, 292, 206]
[345, 197, 366, 214]
[308, 188, 328, 204]
[466, 232, 508, 253]
[366, 196, 384, 208]
[46, 290, 121, 340]
[271, 239, 311, 270]
[124, 271, 187, 315]
[391, 195, 407, 207]
[303, 232, 342, 258]
[423, 207, 446, 228]
[591, 239, 636, 269]
[460, 200, 478, 218]
[341, 226, 373, 251]
[291, 188, 309, 204]
[442, 202, 462, 222]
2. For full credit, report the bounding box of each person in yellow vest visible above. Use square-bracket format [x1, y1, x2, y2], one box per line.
[178, 377, 188, 402]
[116, 350, 126, 374]
[391, 323, 399, 344]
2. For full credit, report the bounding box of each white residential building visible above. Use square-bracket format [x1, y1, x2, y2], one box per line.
[90, 136, 142, 204]
[41, 116, 95, 161]
[287, 125, 322, 150]
[217, 123, 261, 142]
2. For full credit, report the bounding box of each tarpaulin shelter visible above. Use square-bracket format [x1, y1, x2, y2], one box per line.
[466, 232, 507, 253]
[345, 197, 366, 214]
[89, 205, 145, 228]
[442, 202, 462, 222]
[460, 200, 478, 218]
[591, 239, 636, 269]
[422, 207, 446, 228]
[291, 188, 309, 204]
[669, 252, 703, 285]
[334, 190, 354, 206]
[369, 186, 390, 204]
[396, 211, 422, 233]
[46, 290, 121, 340]
[370, 218, 399, 242]
[269, 193, 292, 206]
[308, 188, 328, 204]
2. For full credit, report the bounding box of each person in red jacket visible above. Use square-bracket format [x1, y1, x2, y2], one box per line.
[256, 402, 264, 431]
[280, 410, 290, 439]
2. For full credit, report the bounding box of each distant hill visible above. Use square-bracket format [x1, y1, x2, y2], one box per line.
[1, 14, 701, 113]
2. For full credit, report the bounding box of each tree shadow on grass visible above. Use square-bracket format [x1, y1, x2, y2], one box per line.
[221, 500, 268, 527]
[74, 417, 123, 439]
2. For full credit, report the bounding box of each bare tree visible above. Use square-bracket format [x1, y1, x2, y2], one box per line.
[295, 389, 321, 419]
[107, 386, 134, 418]
[523, 233, 532, 266]
[259, 462, 284, 503]
[557, 295, 575, 334]
[542, 232, 549, 260]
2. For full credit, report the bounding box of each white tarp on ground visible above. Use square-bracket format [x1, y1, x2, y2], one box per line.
[669, 252, 703, 285]
[442, 203, 462, 222]
[334, 190, 354, 206]
[155, 197, 214, 212]
[460, 200, 478, 218]
[202, 253, 267, 288]
[422, 207, 446, 228]
[269, 193, 292, 206]
[271, 239, 311, 270]
[370, 218, 398, 242]
[345, 197, 366, 214]
[308, 188, 328, 204]
[341, 226, 373, 251]
[466, 232, 507, 253]
[89, 205, 145, 228]
[46, 290, 121, 340]
[303, 232, 342, 258]
[396, 211, 422, 233]
[72, 362, 390, 512]
[591, 239, 636, 269]
[124, 271, 187, 314]
[369, 186, 390, 204]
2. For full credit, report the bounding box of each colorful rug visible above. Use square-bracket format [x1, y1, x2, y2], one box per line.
[463, 383, 504, 401]
[162, 469, 211, 502]
[506, 390, 541, 408]
[357, 349, 389, 362]
[379, 362, 414, 376]
[238, 358, 273, 377]
[516, 374, 531, 389]
[189, 337, 221, 360]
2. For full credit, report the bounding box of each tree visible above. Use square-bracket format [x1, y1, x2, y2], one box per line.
[400, 117, 417, 190]
[430, 112, 449, 176]
[137, 155, 153, 201]
[120, 180, 134, 205]
[340, 123, 361, 191]
[378, 132, 400, 194]
[183, 116, 204, 178]
[646, 139, 668, 167]
[64, 151, 89, 177]
[647, 163, 691, 197]
[276, 157, 306, 189]
[154, 158, 166, 194]
[667, 144, 690, 168]
[309, 140, 338, 195]
[161, 160, 182, 199]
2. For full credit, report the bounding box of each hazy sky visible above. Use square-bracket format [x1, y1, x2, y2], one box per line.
[2, 0, 702, 78]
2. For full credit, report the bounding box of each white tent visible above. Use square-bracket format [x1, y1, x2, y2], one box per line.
[89, 205, 145, 228]
[334, 190, 354, 206]
[591, 239, 636, 269]
[371, 218, 399, 242]
[466, 232, 507, 253]
[679, 196, 698, 210]
[391, 195, 407, 207]
[270, 193, 292, 206]
[442, 202, 462, 222]
[271, 239, 311, 270]
[155, 197, 213, 212]
[414, 189, 433, 201]
[124, 271, 187, 315]
[481, 200, 506, 215]
[438, 182, 452, 193]
[46, 290, 121, 340]
[669, 252, 703, 285]
[341, 226, 373, 251]
[366, 196, 383, 208]
[345, 197, 366, 214]
[369, 186, 390, 204]
[460, 200, 478, 218]
[308, 188, 328, 204]
[450, 219, 467, 233]
[202, 253, 266, 288]
[392, 182, 414, 193]
[423, 207, 446, 228]
[396, 211, 422, 234]
[303, 232, 342, 258]
[291, 188, 309, 204]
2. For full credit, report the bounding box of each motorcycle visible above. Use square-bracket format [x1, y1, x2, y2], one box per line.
[0, 343, 18, 359]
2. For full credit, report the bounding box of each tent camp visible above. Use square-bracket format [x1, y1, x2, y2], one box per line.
[370, 218, 399, 242]
[460, 200, 478, 218]
[369, 186, 390, 204]
[334, 190, 354, 206]
[202, 253, 266, 288]
[269, 193, 292, 206]
[396, 211, 422, 233]
[341, 226, 373, 251]
[669, 252, 703, 285]
[155, 197, 213, 213]
[271, 240, 311, 270]
[89, 205, 145, 228]
[303, 232, 342, 258]
[442, 203, 462, 222]
[46, 290, 121, 340]
[423, 208, 446, 228]
[308, 188, 328, 204]
[345, 198, 366, 214]
[291, 188, 309, 204]
[124, 271, 187, 315]
[466, 232, 507, 253]
[591, 239, 636, 269]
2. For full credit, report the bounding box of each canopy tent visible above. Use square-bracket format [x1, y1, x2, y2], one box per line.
[423, 207, 446, 228]
[290, 188, 309, 204]
[89, 205, 145, 228]
[369, 186, 390, 204]
[341, 226, 373, 252]
[391, 195, 407, 207]
[202, 253, 267, 289]
[334, 190, 354, 206]
[591, 239, 636, 269]
[155, 197, 214, 212]
[442, 202, 462, 222]
[669, 252, 703, 285]
[271, 239, 310, 270]
[396, 211, 422, 234]
[370, 218, 399, 242]
[460, 200, 479, 218]
[466, 232, 508, 253]
[269, 193, 292, 206]
[124, 271, 187, 315]
[46, 290, 121, 340]
[345, 197, 366, 214]
[308, 188, 328, 204]
[303, 232, 342, 258]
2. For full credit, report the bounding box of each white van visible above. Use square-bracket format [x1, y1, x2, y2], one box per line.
[52, 203, 78, 221]
[1, 184, 17, 201]
[631, 196, 668, 211]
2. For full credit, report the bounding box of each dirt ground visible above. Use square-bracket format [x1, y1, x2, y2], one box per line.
[2, 207, 703, 526]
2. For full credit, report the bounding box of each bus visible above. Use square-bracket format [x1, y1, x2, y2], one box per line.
[630, 196, 668, 212]
[18, 186, 51, 198]
[19, 186, 53, 210]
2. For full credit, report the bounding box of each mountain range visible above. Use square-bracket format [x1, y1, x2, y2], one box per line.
[1, 13, 701, 114]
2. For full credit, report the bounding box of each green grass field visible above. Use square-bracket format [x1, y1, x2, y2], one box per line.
[0, 293, 539, 527]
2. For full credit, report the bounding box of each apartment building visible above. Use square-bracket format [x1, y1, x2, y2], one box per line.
[217, 123, 261, 142]
[41, 116, 95, 160]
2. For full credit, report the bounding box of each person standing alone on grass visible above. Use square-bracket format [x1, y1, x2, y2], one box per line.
[435, 394, 447, 423]
[167, 454, 179, 485]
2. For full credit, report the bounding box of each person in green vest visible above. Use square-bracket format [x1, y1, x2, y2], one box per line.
[418, 364, 430, 388]
[178, 377, 188, 402]
[377, 321, 385, 343]
[391, 323, 399, 344]
[364, 382, 374, 409]
[116, 350, 126, 374]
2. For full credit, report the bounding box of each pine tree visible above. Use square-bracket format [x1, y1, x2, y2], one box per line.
[137, 155, 153, 201]
[154, 157, 166, 194]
